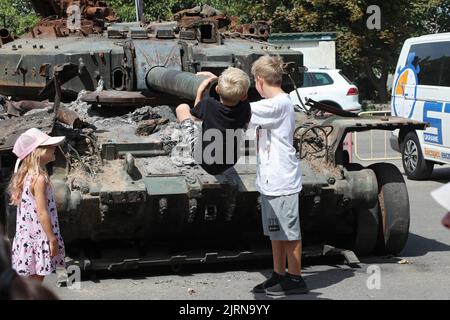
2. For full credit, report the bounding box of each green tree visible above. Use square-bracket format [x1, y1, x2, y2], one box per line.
[0, 0, 39, 35]
[106, 0, 136, 22]
[107, 0, 196, 22]
[228, 0, 450, 102]
[107, 0, 260, 22]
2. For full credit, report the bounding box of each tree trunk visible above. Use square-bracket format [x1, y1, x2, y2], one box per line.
[377, 80, 388, 103]
[364, 59, 389, 103]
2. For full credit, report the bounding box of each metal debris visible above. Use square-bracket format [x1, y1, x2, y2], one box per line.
[398, 259, 410, 264]
[187, 288, 196, 295]
[136, 118, 169, 136]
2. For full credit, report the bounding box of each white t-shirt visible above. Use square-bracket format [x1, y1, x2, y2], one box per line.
[249, 93, 302, 196]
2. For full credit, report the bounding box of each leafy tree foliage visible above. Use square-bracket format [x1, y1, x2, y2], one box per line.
[227, 0, 450, 101]
[106, 0, 136, 22]
[0, 0, 39, 35]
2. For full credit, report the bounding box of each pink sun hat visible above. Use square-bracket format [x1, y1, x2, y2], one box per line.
[12, 128, 65, 173]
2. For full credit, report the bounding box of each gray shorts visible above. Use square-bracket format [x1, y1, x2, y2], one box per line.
[261, 193, 301, 241]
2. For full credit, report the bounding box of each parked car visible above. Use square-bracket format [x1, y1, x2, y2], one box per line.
[289, 68, 361, 112]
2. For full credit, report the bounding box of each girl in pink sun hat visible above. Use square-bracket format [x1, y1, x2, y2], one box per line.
[8, 128, 66, 283]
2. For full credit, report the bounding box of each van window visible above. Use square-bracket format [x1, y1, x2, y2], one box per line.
[441, 56, 450, 86]
[409, 41, 450, 87]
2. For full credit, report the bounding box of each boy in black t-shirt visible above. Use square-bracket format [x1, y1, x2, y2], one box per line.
[175, 67, 251, 175]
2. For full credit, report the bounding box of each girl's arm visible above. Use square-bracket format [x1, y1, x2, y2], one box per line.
[33, 175, 58, 257]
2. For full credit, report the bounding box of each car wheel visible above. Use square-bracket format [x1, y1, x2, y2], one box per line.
[401, 131, 434, 180]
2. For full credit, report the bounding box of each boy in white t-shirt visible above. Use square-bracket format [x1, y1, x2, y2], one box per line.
[250, 55, 308, 296]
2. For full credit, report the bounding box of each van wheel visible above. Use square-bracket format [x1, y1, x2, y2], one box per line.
[401, 131, 434, 180]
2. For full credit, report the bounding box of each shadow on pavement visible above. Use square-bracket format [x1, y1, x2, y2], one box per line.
[400, 232, 450, 257]
[429, 167, 450, 183]
[73, 232, 448, 289]
[252, 266, 356, 300]
[357, 232, 450, 265]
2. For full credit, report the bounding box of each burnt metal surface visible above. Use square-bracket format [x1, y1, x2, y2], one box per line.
[1, 95, 49, 116]
[28, 0, 117, 37]
[294, 110, 426, 168]
[173, 4, 231, 30]
[29, 0, 116, 20]
[0, 111, 55, 152]
[0, 3, 303, 104]
[80, 90, 157, 106]
[306, 99, 360, 118]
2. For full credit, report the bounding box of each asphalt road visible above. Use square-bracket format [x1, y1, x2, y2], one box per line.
[44, 133, 450, 300]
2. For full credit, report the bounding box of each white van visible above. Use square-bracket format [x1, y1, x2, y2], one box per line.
[390, 33, 450, 179]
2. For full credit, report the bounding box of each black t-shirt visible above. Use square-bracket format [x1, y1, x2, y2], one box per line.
[190, 97, 251, 175]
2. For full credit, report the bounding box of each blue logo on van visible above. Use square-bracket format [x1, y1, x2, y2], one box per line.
[423, 101, 443, 144]
[392, 52, 420, 118]
[423, 102, 450, 145]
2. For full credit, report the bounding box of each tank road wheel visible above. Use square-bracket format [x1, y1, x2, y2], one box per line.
[352, 205, 380, 256]
[401, 131, 434, 180]
[368, 163, 410, 255]
[346, 163, 380, 256]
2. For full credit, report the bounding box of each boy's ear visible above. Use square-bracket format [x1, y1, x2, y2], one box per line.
[255, 76, 263, 87]
[215, 86, 220, 94]
[240, 94, 248, 101]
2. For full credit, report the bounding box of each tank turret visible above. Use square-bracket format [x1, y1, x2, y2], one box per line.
[0, 3, 302, 106]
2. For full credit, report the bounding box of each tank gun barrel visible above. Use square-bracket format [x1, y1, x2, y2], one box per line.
[146, 67, 218, 101]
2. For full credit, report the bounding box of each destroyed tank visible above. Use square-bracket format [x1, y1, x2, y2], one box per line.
[0, 1, 427, 271]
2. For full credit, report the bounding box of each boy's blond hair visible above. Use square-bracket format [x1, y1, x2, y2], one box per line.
[251, 55, 285, 86]
[217, 67, 250, 105]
